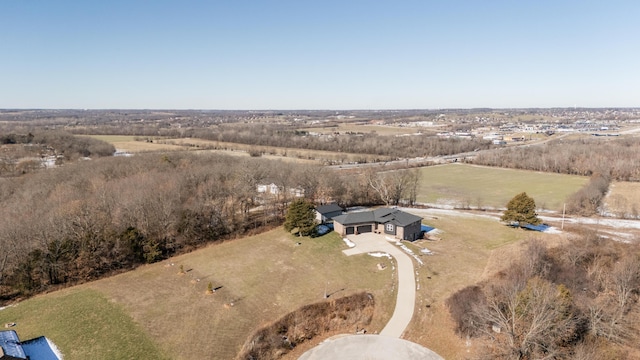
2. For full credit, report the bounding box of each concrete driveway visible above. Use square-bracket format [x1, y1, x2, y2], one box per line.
[299, 233, 444, 360]
[343, 233, 415, 338]
[298, 334, 444, 360]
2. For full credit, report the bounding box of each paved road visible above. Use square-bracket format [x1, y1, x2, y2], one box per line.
[343, 233, 416, 338]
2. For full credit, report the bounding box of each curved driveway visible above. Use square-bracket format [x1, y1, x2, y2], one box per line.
[342, 233, 415, 338]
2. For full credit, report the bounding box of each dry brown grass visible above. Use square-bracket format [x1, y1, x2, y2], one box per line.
[237, 292, 375, 360]
[605, 181, 640, 218]
[401, 212, 565, 359]
[87, 229, 395, 360]
[160, 138, 387, 163]
[303, 123, 422, 136]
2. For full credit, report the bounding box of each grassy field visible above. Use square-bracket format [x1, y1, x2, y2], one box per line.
[303, 123, 423, 136]
[88, 135, 386, 163]
[162, 138, 388, 164]
[0, 210, 565, 360]
[399, 209, 565, 359]
[1, 229, 395, 359]
[605, 181, 640, 217]
[0, 288, 169, 360]
[416, 163, 588, 211]
[84, 135, 184, 152]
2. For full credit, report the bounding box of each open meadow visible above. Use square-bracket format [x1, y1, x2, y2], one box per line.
[1, 229, 396, 360]
[416, 163, 588, 211]
[88, 135, 387, 164]
[83, 135, 185, 152]
[302, 123, 427, 136]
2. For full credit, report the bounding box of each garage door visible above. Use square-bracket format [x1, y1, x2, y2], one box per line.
[345, 227, 355, 235]
[357, 225, 372, 233]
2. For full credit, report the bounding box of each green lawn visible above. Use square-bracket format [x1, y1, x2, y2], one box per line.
[0, 288, 169, 360]
[87, 228, 394, 359]
[417, 163, 588, 211]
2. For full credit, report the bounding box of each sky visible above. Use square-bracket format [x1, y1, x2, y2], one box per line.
[1, 1, 639, 110]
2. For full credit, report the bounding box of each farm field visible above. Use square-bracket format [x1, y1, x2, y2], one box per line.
[302, 123, 426, 136]
[1, 229, 395, 359]
[83, 134, 184, 152]
[88, 135, 387, 164]
[161, 138, 388, 164]
[416, 163, 589, 211]
[604, 181, 640, 218]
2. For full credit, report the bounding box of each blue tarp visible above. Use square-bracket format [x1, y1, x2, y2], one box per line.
[520, 224, 551, 232]
[421, 224, 435, 233]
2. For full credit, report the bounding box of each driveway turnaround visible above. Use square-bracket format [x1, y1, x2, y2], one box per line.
[299, 233, 445, 360]
[298, 334, 444, 360]
[342, 233, 415, 338]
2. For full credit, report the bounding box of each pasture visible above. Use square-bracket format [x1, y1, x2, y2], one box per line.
[303, 123, 424, 136]
[416, 163, 588, 211]
[89, 135, 387, 164]
[84, 134, 184, 152]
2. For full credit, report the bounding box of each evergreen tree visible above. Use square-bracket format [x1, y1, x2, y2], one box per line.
[501, 192, 541, 225]
[284, 199, 318, 237]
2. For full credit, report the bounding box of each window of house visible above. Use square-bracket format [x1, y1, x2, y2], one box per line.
[386, 223, 394, 232]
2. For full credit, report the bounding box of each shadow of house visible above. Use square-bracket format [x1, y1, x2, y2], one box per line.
[333, 208, 423, 241]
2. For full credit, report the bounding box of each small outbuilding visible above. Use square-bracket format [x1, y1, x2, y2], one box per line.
[333, 208, 423, 241]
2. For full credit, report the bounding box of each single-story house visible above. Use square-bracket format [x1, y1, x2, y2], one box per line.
[332, 208, 423, 241]
[315, 203, 344, 223]
[0, 330, 62, 360]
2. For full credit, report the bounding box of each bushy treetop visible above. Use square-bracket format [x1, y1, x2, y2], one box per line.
[284, 199, 317, 237]
[501, 192, 541, 225]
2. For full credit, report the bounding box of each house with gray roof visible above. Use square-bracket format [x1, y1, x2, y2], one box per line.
[315, 203, 344, 223]
[332, 208, 423, 241]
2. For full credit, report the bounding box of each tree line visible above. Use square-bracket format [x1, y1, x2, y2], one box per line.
[472, 136, 640, 181]
[447, 232, 640, 359]
[0, 151, 404, 302]
[0, 130, 115, 177]
[192, 125, 494, 159]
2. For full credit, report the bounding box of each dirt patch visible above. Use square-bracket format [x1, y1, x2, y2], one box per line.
[236, 292, 375, 360]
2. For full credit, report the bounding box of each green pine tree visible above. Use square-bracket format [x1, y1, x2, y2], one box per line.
[284, 199, 318, 237]
[501, 192, 541, 225]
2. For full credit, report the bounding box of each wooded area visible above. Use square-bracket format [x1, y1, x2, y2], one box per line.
[472, 136, 640, 181]
[447, 233, 640, 359]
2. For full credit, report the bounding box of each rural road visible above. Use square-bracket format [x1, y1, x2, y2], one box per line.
[342, 233, 416, 338]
